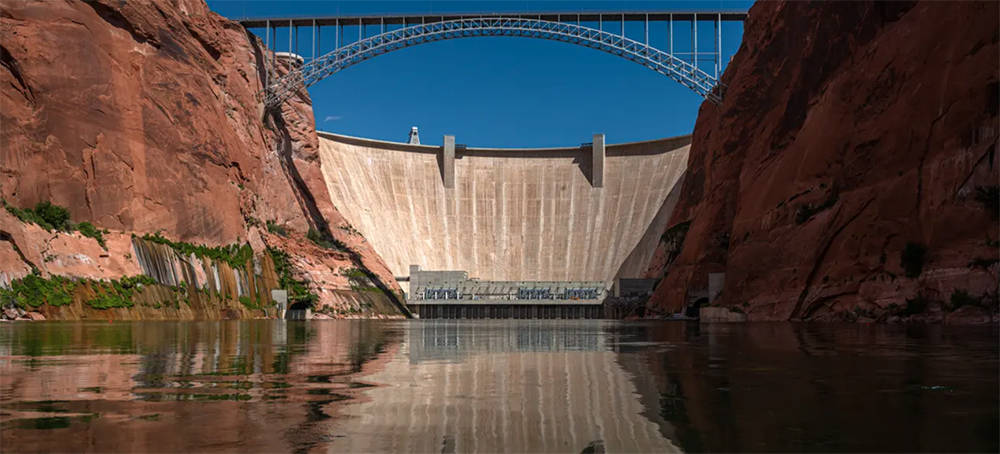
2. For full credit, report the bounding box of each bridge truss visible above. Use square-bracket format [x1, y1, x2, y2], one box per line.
[239, 12, 747, 109]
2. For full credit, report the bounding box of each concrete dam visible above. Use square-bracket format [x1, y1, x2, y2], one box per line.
[317, 132, 689, 294]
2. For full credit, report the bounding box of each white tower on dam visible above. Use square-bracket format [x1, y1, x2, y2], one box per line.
[317, 132, 690, 291]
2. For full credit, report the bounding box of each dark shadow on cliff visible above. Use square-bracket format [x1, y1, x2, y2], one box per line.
[246, 31, 410, 318]
[268, 109, 411, 318]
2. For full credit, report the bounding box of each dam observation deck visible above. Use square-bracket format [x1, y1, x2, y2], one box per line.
[239, 10, 748, 107]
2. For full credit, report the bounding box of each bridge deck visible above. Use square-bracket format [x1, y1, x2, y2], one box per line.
[238, 11, 749, 28]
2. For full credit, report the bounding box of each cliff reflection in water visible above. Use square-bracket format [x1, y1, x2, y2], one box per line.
[0, 321, 401, 453]
[1, 321, 998, 453]
[613, 322, 1000, 453]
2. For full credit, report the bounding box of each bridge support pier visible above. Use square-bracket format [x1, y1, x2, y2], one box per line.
[592, 133, 605, 188]
[442, 135, 455, 189]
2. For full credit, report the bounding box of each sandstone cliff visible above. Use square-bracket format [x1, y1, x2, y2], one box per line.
[0, 0, 405, 316]
[646, 1, 999, 321]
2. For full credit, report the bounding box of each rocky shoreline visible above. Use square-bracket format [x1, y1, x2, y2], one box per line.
[1, 307, 45, 321]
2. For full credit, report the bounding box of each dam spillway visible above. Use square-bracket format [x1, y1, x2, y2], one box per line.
[317, 132, 689, 290]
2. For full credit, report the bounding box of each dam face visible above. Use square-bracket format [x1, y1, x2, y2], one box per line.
[317, 132, 689, 289]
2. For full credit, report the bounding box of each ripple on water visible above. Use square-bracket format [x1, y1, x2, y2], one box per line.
[0, 320, 996, 453]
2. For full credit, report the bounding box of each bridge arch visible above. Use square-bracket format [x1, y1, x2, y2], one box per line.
[263, 17, 727, 108]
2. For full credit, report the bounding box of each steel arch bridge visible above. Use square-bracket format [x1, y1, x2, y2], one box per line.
[240, 12, 747, 109]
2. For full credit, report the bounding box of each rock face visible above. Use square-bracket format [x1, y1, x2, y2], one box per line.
[0, 0, 404, 315]
[646, 1, 999, 321]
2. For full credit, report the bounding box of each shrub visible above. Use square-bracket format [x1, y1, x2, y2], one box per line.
[343, 268, 369, 279]
[900, 242, 927, 278]
[899, 294, 929, 316]
[974, 185, 999, 219]
[141, 233, 253, 269]
[7, 274, 76, 308]
[4, 200, 112, 248]
[5, 203, 42, 227]
[949, 290, 981, 311]
[4, 200, 72, 231]
[77, 222, 107, 249]
[238, 296, 259, 310]
[33, 201, 72, 231]
[267, 247, 319, 305]
[715, 233, 731, 250]
[306, 228, 346, 251]
[794, 204, 814, 225]
[853, 307, 875, 319]
[87, 291, 133, 309]
[339, 225, 362, 236]
[969, 257, 999, 270]
[84, 275, 157, 310]
[794, 193, 839, 225]
[266, 220, 288, 237]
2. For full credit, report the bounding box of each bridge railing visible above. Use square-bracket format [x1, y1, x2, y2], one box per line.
[246, 12, 743, 108]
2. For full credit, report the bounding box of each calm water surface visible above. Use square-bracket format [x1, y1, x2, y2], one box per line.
[1, 320, 997, 453]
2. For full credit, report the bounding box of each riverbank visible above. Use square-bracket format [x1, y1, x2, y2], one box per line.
[0, 207, 408, 320]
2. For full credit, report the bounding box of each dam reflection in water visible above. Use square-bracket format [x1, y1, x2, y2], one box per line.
[1, 321, 997, 453]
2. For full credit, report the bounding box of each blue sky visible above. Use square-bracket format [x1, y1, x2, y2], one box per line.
[206, 1, 753, 147]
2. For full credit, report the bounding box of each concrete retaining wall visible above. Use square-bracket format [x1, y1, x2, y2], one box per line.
[317, 132, 689, 286]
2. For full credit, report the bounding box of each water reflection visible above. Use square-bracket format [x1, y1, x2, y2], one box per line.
[349, 320, 679, 453]
[0, 321, 400, 453]
[610, 322, 1000, 453]
[0, 320, 997, 453]
[409, 320, 609, 364]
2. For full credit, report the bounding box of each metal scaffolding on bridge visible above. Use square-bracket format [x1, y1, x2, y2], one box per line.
[241, 11, 747, 109]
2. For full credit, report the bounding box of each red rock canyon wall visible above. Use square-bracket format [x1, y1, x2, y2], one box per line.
[646, 1, 999, 321]
[0, 0, 404, 316]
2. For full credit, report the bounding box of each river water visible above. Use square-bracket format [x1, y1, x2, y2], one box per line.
[0, 320, 996, 453]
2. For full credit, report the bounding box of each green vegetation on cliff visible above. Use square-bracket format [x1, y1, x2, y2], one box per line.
[4, 200, 71, 231]
[266, 220, 289, 237]
[238, 295, 262, 310]
[343, 268, 380, 293]
[266, 247, 319, 305]
[306, 228, 346, 251]
[139, 232, 253, 269]
[1, 273, 161, 310]
[794, 192, 839, 225]
[85, 275, 158, 310]
[3, 200, 109, 249]
[0, 273, 76, 308]
[76, 222, 107, 249]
